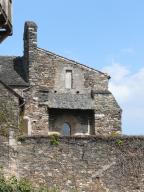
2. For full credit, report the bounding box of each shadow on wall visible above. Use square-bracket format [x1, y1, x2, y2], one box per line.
[49, 108, 95, 136]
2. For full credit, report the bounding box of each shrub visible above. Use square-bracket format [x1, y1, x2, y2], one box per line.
[50, 134, 60, 146]
[116, 139, 124, 146]
[0, 174, 58, 192]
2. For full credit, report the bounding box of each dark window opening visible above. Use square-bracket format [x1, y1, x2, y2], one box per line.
[39, 90, 49, 102]
[62, 122, 71, 136]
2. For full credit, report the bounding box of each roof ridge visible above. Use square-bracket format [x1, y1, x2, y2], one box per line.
[37, 47, 110, 79]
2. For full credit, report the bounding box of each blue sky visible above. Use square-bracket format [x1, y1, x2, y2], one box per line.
[0, 0, 144, 135]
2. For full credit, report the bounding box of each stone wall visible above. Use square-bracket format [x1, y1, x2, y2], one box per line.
[0, 143, 9, 170]
[22, 87, 49, 136]
[0, 82, 20, 135]
[0, 136, 144, 192]
[94, 93, 122, 135]
[22, 85, 121, 136]
[35, 48, 108, 93]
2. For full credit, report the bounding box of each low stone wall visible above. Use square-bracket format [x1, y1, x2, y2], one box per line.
[0, 136, 144, 192]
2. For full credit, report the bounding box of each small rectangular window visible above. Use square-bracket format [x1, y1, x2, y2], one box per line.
[39, 90, 49, 102]
[65, 70, 72, 89]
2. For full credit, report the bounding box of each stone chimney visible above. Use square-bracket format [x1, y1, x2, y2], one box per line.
[23, 21, 37, 81]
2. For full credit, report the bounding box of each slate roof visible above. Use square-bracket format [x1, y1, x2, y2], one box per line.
[39, 92, 95, 110]
[0, 56, 28, 87]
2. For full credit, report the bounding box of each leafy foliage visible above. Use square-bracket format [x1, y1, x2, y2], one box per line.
[0, 174, 58, 192]
[50, 134, 60, 146]
[116, 139, 124, 146]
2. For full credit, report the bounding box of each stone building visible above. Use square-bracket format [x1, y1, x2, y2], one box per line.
[0, 21, 122, 136]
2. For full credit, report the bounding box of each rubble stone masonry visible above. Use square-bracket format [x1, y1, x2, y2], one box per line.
[0, 137, 144, 192]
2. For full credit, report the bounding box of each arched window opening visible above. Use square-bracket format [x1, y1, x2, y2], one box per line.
[62, 122, 71, 136]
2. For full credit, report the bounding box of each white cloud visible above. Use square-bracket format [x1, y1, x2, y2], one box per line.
[102, 63, 130, 103]
[109, 83, 130, 103]
[102, 62, 144, 135]
[103, 62, 129, 82]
